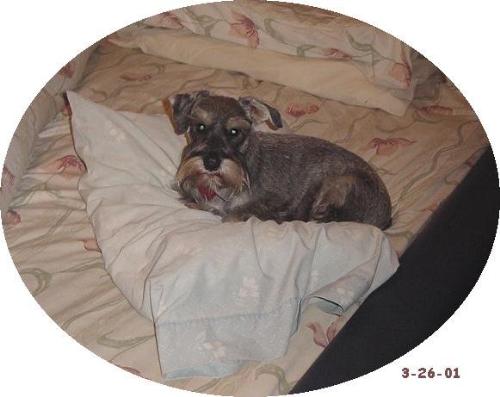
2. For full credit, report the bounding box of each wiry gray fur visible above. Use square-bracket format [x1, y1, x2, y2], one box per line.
[171, 91, 392, 230]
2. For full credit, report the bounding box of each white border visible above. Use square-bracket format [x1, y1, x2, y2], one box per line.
[1, 1, 498, 397]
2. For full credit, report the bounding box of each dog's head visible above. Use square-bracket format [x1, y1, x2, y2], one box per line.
[163, 90, 282, 203]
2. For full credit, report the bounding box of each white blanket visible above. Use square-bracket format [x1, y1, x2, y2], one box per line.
[68, 92, 399, 380]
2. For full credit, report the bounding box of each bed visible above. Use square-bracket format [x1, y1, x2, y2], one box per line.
[1, 1, 494, 395]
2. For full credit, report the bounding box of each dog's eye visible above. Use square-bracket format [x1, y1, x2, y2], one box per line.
[195, 123, 206, 133]
[228, 128, 239, 137]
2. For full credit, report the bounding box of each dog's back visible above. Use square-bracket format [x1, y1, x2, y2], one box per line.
[244, 132, 392, 229]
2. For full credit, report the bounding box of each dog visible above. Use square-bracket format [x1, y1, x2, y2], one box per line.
[163, 90, 392, 229]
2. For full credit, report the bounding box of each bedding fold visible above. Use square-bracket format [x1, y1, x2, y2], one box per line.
[1, 44, 96, 215]
[144, 0, 419, 92]
[109, 27, 412, 116]
[68, 92, 399, 379]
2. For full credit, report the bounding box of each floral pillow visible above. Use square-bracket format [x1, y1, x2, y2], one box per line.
[143, 0, 419, 93]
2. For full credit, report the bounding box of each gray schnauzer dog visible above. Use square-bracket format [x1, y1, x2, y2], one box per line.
[164, 90, 391, 229]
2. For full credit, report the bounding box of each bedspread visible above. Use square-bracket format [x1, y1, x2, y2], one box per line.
[3, 35, 488, 395]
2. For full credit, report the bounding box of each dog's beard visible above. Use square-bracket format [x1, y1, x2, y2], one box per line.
[175, 156, 249, 203]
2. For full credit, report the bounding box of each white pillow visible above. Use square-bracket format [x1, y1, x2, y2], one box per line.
[110, 27, 411, 116]
[68, 92, 399, 380]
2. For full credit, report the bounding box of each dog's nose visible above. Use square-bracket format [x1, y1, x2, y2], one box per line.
[203, 152, 221, 171]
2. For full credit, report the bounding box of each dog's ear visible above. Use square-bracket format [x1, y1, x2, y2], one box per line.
[162, 90, 209, 135]
[238, 97, 283, 131]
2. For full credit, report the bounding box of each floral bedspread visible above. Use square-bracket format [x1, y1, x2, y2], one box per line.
[2, 39, 488, 396]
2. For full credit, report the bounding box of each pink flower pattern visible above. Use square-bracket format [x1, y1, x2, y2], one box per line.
[82, 239, 101, 252]
[365, 137, 415, 156]
[286, 103, 320, 118]
[322, 48, 351, 60]
[148, 11, 183, 29]
[44, 155, 86, 178]
[1, 166, 15, 192]
[307, 321, 340, 348]
[58, 62, 75, 78]
[418, 105, 453, 117]
[3, 209, 21, 226]
[229, 11, 260, 48]
[389, 62, 411, 88]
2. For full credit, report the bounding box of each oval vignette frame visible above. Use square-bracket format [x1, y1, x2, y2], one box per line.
[0, 1, 499, 397]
